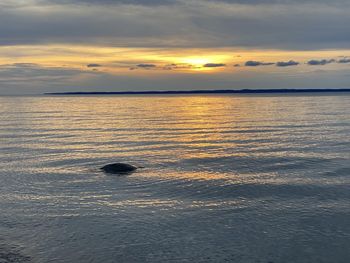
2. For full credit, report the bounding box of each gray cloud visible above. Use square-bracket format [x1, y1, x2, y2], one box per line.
[245, 61, 274, 66]
[11, 63, 39, 68]
[162, 63, 194, 70]
[133, 64, 157, 70]
[87, 63, 102, 67]
[163, 63, 177, 70]
[46, 0, 350, 6]
[338, 58, 350, 63]
[0, 63, 90, 79]
[46, 0, 176, 6]
[3, 62, 350, 95]
[203, 63, 226, 67]
[0, 1, 350, 49]
[137, 63, 156, 67]
[276, 60, 299, 67]
[0, 2, 187, 46]
[0, 63, 96, 94]
[208, 0, 350, 5]
[307, 59, 335, 65]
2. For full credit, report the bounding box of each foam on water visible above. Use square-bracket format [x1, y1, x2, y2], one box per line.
[0, 94, 349, 262]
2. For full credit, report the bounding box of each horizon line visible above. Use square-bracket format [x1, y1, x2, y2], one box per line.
[45, 88, 350, 95]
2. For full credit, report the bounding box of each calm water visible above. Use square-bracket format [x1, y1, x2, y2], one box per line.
[0, 94, 349, 263]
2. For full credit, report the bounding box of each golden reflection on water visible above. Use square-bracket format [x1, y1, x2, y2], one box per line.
[1, 94, 346, 184]
[1, 94, 350, 263]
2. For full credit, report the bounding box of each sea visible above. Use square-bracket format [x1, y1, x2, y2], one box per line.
[0, 94, 349, 263]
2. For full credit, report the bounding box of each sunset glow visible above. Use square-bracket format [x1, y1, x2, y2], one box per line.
[0, 1, 350, 94]
[1, 1, 350, 262]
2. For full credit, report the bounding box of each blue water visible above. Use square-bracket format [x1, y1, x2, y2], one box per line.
[0, 94, 349, 262]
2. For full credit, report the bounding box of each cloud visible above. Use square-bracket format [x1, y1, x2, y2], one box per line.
[245, 61, 274, 66]
[162, 63, 194, 70]
[46, 0, 350, 7]
[132, 63, 157, 70]
[2, 61, 350, 95]
[1, 0, 350, 49]
[338, 58, 350, 63]
[0, 63, 91, 79]
[276, 60, 299, 67]
[307, 59, 335, 65]
[0, 63, 98, 94]
[11, 63, 39, 68]
[209, 0, 349, 4]
[87, 63, 102, 67]
[137, 63, 156, 67]
[46, 0, 176, 6]
[163, 63, 177, 70]
[203, 63, 226, 67]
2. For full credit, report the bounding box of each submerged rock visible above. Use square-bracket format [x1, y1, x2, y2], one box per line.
[101, 163, 138, 174]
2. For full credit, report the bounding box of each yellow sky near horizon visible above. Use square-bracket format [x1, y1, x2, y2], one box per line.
[1, 44, 349, 74]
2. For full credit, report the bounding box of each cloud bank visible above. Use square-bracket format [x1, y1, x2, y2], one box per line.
[276, 60, 299, 67]
[338, 58, 350, 63]
[87, 63, 102, 67]
[1, 0, 350, 49]
[203, 63, 226, 67]
[307, 59, 335, 65]
[1, 1, 350, 94]
[245, 61, 274, 66]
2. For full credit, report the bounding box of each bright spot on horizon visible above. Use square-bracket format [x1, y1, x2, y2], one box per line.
[181, 57, 212, 69]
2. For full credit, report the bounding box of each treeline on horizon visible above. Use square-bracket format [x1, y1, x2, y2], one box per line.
[46, 88, 350, 95]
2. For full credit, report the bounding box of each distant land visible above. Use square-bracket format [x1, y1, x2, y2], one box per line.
[45, 89, 350, 95]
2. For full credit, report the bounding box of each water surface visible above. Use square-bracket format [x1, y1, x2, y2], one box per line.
[0, 94, 349, 262]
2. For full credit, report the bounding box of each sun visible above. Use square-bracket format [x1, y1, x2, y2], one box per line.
[181, 57, 212, 69]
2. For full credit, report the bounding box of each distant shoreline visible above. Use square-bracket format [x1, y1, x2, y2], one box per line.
[45, 88, 350, 95]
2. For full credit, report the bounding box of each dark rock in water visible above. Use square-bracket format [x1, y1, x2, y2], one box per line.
[101, 163, 138, 174]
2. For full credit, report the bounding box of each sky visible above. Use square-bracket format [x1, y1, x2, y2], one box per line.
[1, 0, 350, 94]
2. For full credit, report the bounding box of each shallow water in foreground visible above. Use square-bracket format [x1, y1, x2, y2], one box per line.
[0, 94, 349, 263]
